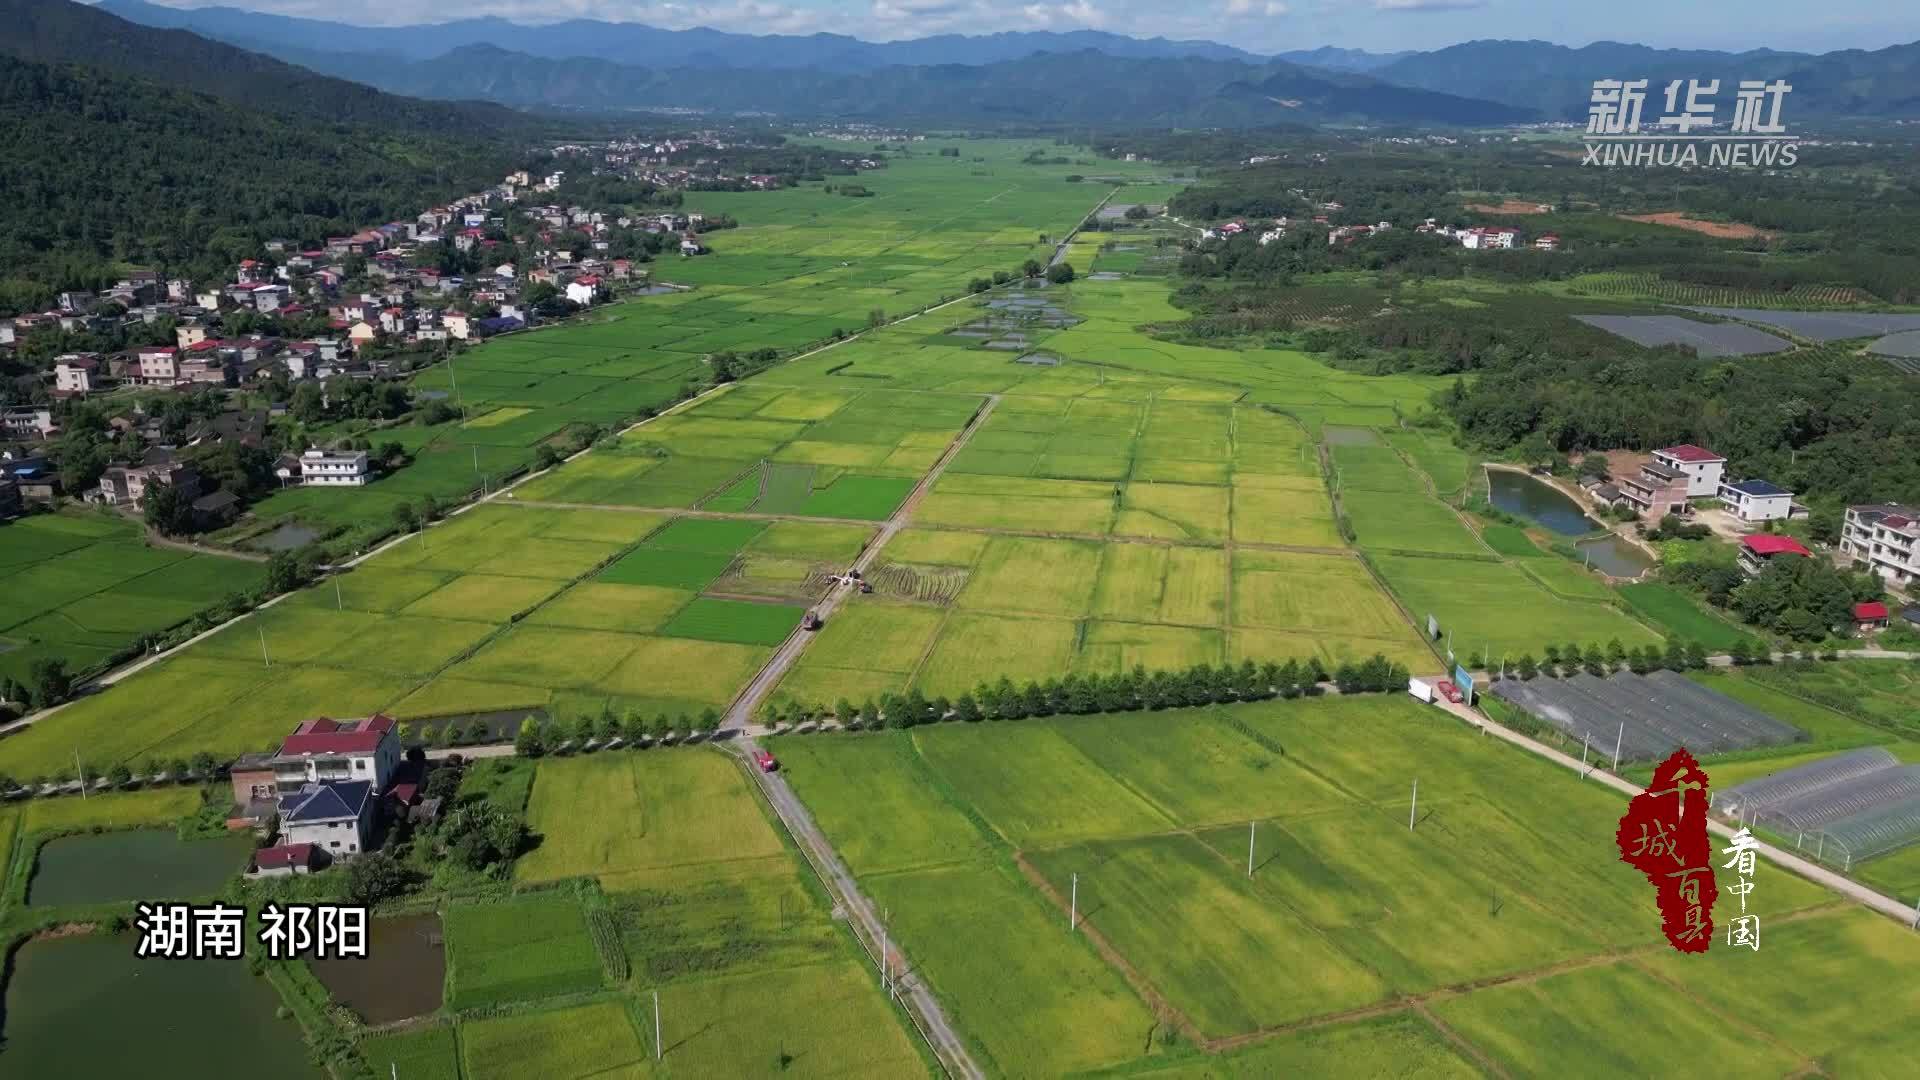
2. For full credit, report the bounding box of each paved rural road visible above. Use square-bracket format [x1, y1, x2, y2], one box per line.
[722, 395, 1001, 730]
[1436, 697, 1920, 928]
[736, 737, 985, 1080]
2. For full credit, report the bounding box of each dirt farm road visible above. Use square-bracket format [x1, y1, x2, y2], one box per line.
[721, 394, 1000, 731]
[736, 736, 985, 1079]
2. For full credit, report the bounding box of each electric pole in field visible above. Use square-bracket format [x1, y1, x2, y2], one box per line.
[653, 990, 661, 1062]
[1612, 721, 1624, 771]
[258, 623, 271, 667]
[1248, 821, 1256, 877]
[1070, 873, 1078, 930]
[1580, 733, 1590, 776]
[75, 750, 87, 799]
[1409, 778, 1418, 830]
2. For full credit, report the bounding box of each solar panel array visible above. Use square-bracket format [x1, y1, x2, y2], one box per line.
[1573, 315, 1793, 357]
[1720, 747, 1920, 865]
[1488, 669, 1806, 763]
[1684, 307, 1920, 343]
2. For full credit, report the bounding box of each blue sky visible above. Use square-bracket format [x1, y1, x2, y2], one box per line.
[146, 0, 1919, 53]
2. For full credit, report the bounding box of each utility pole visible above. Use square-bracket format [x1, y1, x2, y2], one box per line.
[1070, 872, 1078, 930]
[652, 990, 661, 1062]
[258, 623, 271, 667]
[1248, 820, 1256, 877]
[335, 576, 343, 610]
[1911, 899, 1919, 931]
[1580, 733, 1590, 776]
[1612, 721, 1624, 771]
[75, 750, 87, 800]
[1409, 779, 1418, 830]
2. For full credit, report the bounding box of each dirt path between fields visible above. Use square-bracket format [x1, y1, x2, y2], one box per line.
[734, 738, 983, 1079]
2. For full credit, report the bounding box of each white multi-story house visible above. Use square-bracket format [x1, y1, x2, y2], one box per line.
[134, 345, 178, 385]
[1651, 444, 1726, 497]
[1843, 503, 1919, 590]
[268, 714, 401, 790]
[54, 355, 98, 395]
[1720, 479, 1797, 523]
[277, 448, 371, 487]
[276, 781, 375, 859]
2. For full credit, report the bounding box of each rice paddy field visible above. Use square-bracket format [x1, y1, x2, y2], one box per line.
[769, 694, 1920, 1076]
[0, 509, 267, 684]
[371, 748, 928, 1079]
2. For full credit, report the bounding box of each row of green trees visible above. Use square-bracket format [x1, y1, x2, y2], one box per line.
[764, 654, 1411, 731]
[966, 259, 1076, 295]
[512, 705, 723, 757]
[0, 750, 219, 796]
[1495, 638, 1711, 681]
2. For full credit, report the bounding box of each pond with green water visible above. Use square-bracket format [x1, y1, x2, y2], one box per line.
[1, 934, 320, 1077]
[27, 829, 252, 907]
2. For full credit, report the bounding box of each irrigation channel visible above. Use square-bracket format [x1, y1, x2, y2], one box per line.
[1486, 468, 1655, 578]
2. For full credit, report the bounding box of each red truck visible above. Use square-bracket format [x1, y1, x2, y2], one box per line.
[753, 750, 779, 773]
[1435, 680, 1465, 704]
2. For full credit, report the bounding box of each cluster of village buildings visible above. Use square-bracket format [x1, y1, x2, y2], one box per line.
[0, 165, 717, 396]
[1584, 443, 1919, 626]
[1203, 201, 1559, 252]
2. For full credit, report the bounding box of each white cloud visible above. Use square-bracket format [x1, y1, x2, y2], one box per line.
[1225, 0, 1290, 15]
[1373, 0, 1486, 10]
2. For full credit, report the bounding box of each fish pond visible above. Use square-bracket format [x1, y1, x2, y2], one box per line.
[27, 829, 252, 907]
[1, 933, 320, 1077]
[1487, 469, 1654, 577]
[309, 913, 447, 1024]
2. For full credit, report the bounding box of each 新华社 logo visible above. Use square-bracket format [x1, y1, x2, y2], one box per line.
[1584, 79, 1797, 168]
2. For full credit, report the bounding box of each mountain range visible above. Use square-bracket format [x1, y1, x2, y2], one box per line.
[87, 1, 1920, 122]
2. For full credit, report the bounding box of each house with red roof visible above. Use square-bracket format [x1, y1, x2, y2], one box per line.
[1854, 601, 1891, 630]
[269, 714, 401, 791]
[248, 842, 327, 877]
[1737, 533, 1811, 576]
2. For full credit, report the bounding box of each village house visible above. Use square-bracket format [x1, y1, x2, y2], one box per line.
[1842, 503, 1918, 591]
[276, 447, 371, 487]
[276, 781, 375, 859]
[134, 345, 179, 385]
[269, 714, 402, 790]
[1854, 601, 1892, 631]
[248, 842, 326, 877]
[1720, 479, 1799, 523]
[53, 354, 100, 396]
[96, 449, 201, 507]
[1737, 533, 1811, 576]
[565, 276, 602, 306]
[1615, 444, 1726, 520]
[1459, 227, 1521, 250]
[0, 475, 20, 519]
[0, 407, 56, 440]
[443, 313, 471, 340]
[177, 323, 211, 349]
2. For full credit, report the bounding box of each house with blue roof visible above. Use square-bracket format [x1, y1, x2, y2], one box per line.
[277, 780, 375, 859]
[1719, 479, 1802, 524]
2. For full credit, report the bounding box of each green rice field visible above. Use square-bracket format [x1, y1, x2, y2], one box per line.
[770, 692, 1918, 1074]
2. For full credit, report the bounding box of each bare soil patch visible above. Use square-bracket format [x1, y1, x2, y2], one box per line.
[1618, 212, 1775, 240]
[1466, 200, 1554, 215]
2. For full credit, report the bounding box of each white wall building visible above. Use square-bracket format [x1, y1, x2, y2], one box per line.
[1719, 479, 1796, 523]
[1843, 504, 1919, 590]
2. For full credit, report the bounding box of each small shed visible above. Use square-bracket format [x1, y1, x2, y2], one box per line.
[1855, 601, 1891, 630]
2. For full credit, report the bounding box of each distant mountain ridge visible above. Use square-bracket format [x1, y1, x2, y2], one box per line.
[96, 0, 1271, 67]
[185, 41, 1535, 126]
[9, 0, 535, 133]
[1373, 38, 1920, 119]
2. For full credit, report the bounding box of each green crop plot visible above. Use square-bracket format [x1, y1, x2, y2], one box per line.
[444, 897, 603, 1010]
[460, 1003, 648, 1080]
[599, 547, 736, 589]
[660, 598, 804, 645]
[518, 752, 787, 887]
[358, 1026, 460, 1080]
[1372, 551, 1660, 657]
[0, 511, 266, 683]
[1618, 582, 1755, 651]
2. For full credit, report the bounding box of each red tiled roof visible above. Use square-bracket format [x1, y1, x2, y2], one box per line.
[253, 843, 317, 870]
[1740, 535, 1810, 557]
[278, 714, 396, 755]
[1856, 602, 1890, 620]
[1659, 444, 1724, 463]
